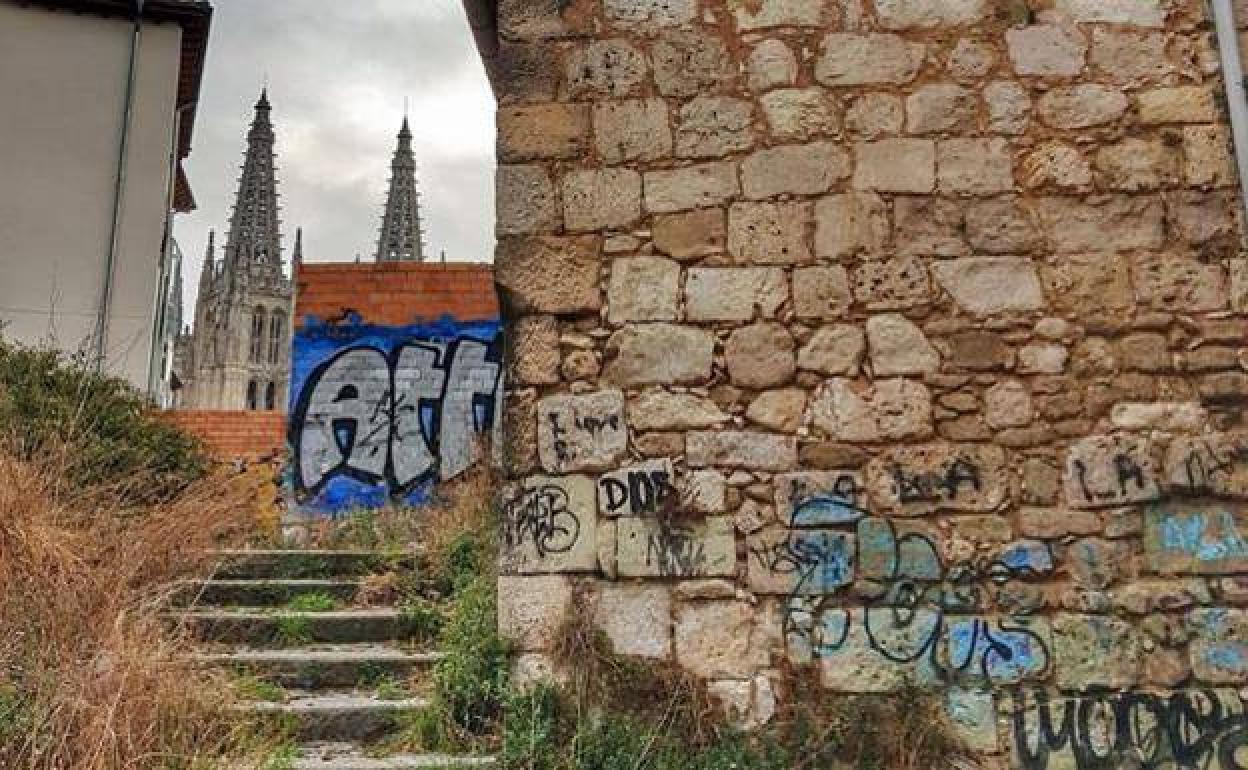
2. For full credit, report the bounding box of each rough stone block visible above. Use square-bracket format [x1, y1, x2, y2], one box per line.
[630, 389, 730, 432]
[618, 516, 737, 578]
[932, 257, 1045, 316]
[1037, 85, 1128, 129]
[497, 574, 573, 651]
[748, 39, 798, 91]
[652, 208, 725, 260]
[894, 196, 967, 257]
[1006, 24, 1087, 76]
[508, 315, 560, 386]
[866, 314, 939, 376]
[500, 476, 599, 574]
[687, 431, 799, 471]
[808, 378, 933, 443]
[867, 443, 1008, 514]
[1164, 433, 1248, 498]
[605, 324, 715, 386]
[816, 33, 924, 85]
[727, 201, 813, 265]
[1144, 503, 1248, 575]
[1054, 0, 1164, 26]
[1094, 138, 1179, 192]
[906, 83, 977, 134]
[1040, 254, 1134, 314]
[853, 139, 935, 193]
[726, 322, 796, 389]
[798, 324, 865, 376]
[747, 529, 855, 594]
[1064, 434, 1161, 509]
[1035, 196, 1164, 253]
[652, 30, 735, 98]
[1183, 125, 1237, 187]
[742, 142, 850, 199]
[603, 0, 696, 29]
[760, 87, 840, 142]
[852, 256, 933, 310]
[1132, 256, 1227, 313]
[565, 39, 647, 98]
[731, 0, 823, 29]
[814, 193, 890, 259]
[1137, 86, 1217, 124]
[845, 92, 903, 138]
[495, 235, 601, 315]
[537, 390, 627, 474]
[644, 162, 740, 213]
[593, 582, 673, 660]
[497, 164, 558, 235]
[674, 600, 764, 679]
[562, 168, 641, 232]
[985, 80, 1031, 134]
[775, 471, 868, 526]
[819, 608, 939, 692]
[746, 389, 807, 433]
[675, 96, 755, 159]
[937, 138, 1015, 195]
[965, 197, 1040, 253]
[498, 103, 589, 162]
[608, 257, 681, 323]
[593, 99, 673, 165]
[874, 0, 988, 28]
[686, 267, 788, 322]
[1189, 608, 1248, 683]
[1052, 613, 1140, 690]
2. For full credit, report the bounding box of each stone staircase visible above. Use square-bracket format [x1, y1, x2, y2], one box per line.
[173, 549, 495, 769]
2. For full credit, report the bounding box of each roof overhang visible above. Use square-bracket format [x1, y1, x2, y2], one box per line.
[16, 0, 212, 209]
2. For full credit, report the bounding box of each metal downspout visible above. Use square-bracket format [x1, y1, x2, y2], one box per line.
[1211, 0, 1248, 241]
[94, 0, 145, 370]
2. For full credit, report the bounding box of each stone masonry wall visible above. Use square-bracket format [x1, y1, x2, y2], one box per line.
[488, 0, 1248, 765]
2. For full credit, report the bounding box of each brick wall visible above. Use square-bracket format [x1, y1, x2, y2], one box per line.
[289, 260, 503, 514]
[479, 0, 1248, 763]
[162, 410, 286, 461]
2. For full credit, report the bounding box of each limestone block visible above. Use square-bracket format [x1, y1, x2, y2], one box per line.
[945, 330, 1013, 371]
[511, 653, 563, 691]
[747, 529, 855, 594]
[1132, 256, 1227, 312]
[1117, 332, 1170, 373]
[652, 208, 725, 260]
[562, 168, 641, 232]
[675, 96, 755, 159]
[1064, 434, 1161, 509]
[644, 162, 739, 213]
[1137, 86, 1217, 124]
[497, 0, 591, 40]
[508, 315, 560, 386]
[1111, 402, 1206, 432]
[1005, 24, 1087, 76]
[932, 258, 1045, 316]
[1022, 142, 1092, 189]
[630, 388, 730, 432]
[985, 80, 1031, 135]
[866, 314, 939, 376]
[1094, 138, 1179, 192]
[866, 443, 1008, 514]
[494, 42, 560, 105]
[946, 690, 999, 754]
[1168, 190, 1238, 246]
[808, 378, 933, 443]
[686, 267, 788, 322]
[760, 87, 840, 142]
[937, 616, 1052, 685]
[1183, 125, 1236, 187]
[674, 600, 765, 679]
[605, 324, 715, 386]
[565, 39, 646, 98]
[594, 582, 673, 659]
[652, 29, 734, 98]
[617, 516, 737, 578]
[797, 325, 865, 376]
[746, 388, 808, 433]
[726, 323, 796, 389]
[853, 139, 935, 193]
[495, 235, 601, 314]
[905, 84, 977, 134]
[845, 92, 903, 139]
[747, 39, 798, 91]
[500, 476, 599, 575]
[1037, 85, 1128, 129]
[497, 103, 589, 162]
[603, 0, 695, 28]
[984, 380, 1032, 429]
[593, 99, 673, 165]
[503, 388, 540, 477]
[1018, 507, 1102, 539]
[775, 470, 868, 526]
[1189, 608, 1248, 683]
[731, 0, 823, 29]
[727, 201, 813, 265]
[608, 257, 681, 323]
[682, 469, 728, 514]
[816, 33, 924, 86]
[742, 142, 850, 199]
[1088, 28, 1169, 84]
[819, 608, 939, 692]
[1054, 0, 1164, 26]
[793, 265, 853, 320]
[852, 256, 933, 310]
[873, 0, 988, 28]
[1040, 253, 1134, 314]
[498, 574, 573, 651]
[1052, 614, 1140, 690]
[687, 431, 799, 471]
[598, 459, 676, 518]
[937, 138, 1014, 195]
[965, 197, 1040, 254]
[537, 390, 627, 474]
[894, 197, 967, 257]
[1144, 504, 1248, 575]
[1164, 433, 1248, 498]
[1018, 343, 1068, 375]
[814, 193, 890, 259]
[497, 164, 557, 235]
[1035, 196, 1163, 253]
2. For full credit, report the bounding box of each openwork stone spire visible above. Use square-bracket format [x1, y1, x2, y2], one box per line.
[375, 117, 426, 262]
[224, 89, 283, 277]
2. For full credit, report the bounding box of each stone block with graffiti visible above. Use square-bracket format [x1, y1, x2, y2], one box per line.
[288, 262, 500, 514]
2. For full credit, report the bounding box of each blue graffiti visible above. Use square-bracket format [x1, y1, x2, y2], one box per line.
[1159, 510, 1248, 564]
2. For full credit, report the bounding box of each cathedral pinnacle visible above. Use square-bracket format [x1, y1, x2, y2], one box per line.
[223, 88, 283, 278]
[374, 116, 426, 262]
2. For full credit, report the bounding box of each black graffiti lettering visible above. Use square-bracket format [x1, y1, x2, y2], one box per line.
[1114, 453, 1147, 497]
[893, 458, 983, 504]
[502, 485, 581, 559]
[645, 526, 707, 577]
[598, 468, 675, 516]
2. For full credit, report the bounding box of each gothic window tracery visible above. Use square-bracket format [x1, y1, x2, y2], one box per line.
[246, 380, 258, 410]
[264, 382, 276, 410]
[250, 307, 267, 363]
[269, 310, 285, 364]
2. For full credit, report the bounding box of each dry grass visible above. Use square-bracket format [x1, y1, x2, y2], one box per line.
[0, 451, 285, 769]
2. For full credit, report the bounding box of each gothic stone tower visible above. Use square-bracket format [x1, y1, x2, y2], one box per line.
[182, 90, 294, 410]
[375, 117, 427, 262]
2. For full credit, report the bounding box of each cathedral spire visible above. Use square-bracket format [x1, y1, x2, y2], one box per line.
[374, 116, 426, 262]
[292, 226, 303, 266]
[223, 89, 283, 277]
[198, 229, 215, 292]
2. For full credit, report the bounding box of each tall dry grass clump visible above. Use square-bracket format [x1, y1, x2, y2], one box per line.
[0, 452, 279, 769]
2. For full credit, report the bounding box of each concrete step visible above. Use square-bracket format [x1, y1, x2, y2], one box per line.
[291, 743, 496, 769]
[211, 550, 402, 580]
[175, 578, 363, 607]
[241, 691, 426, 743]
[195, 644, 441, 689]
[176, 608, 421, 645]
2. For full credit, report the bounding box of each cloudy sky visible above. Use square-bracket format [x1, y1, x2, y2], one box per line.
[176, 0, 496, 318]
